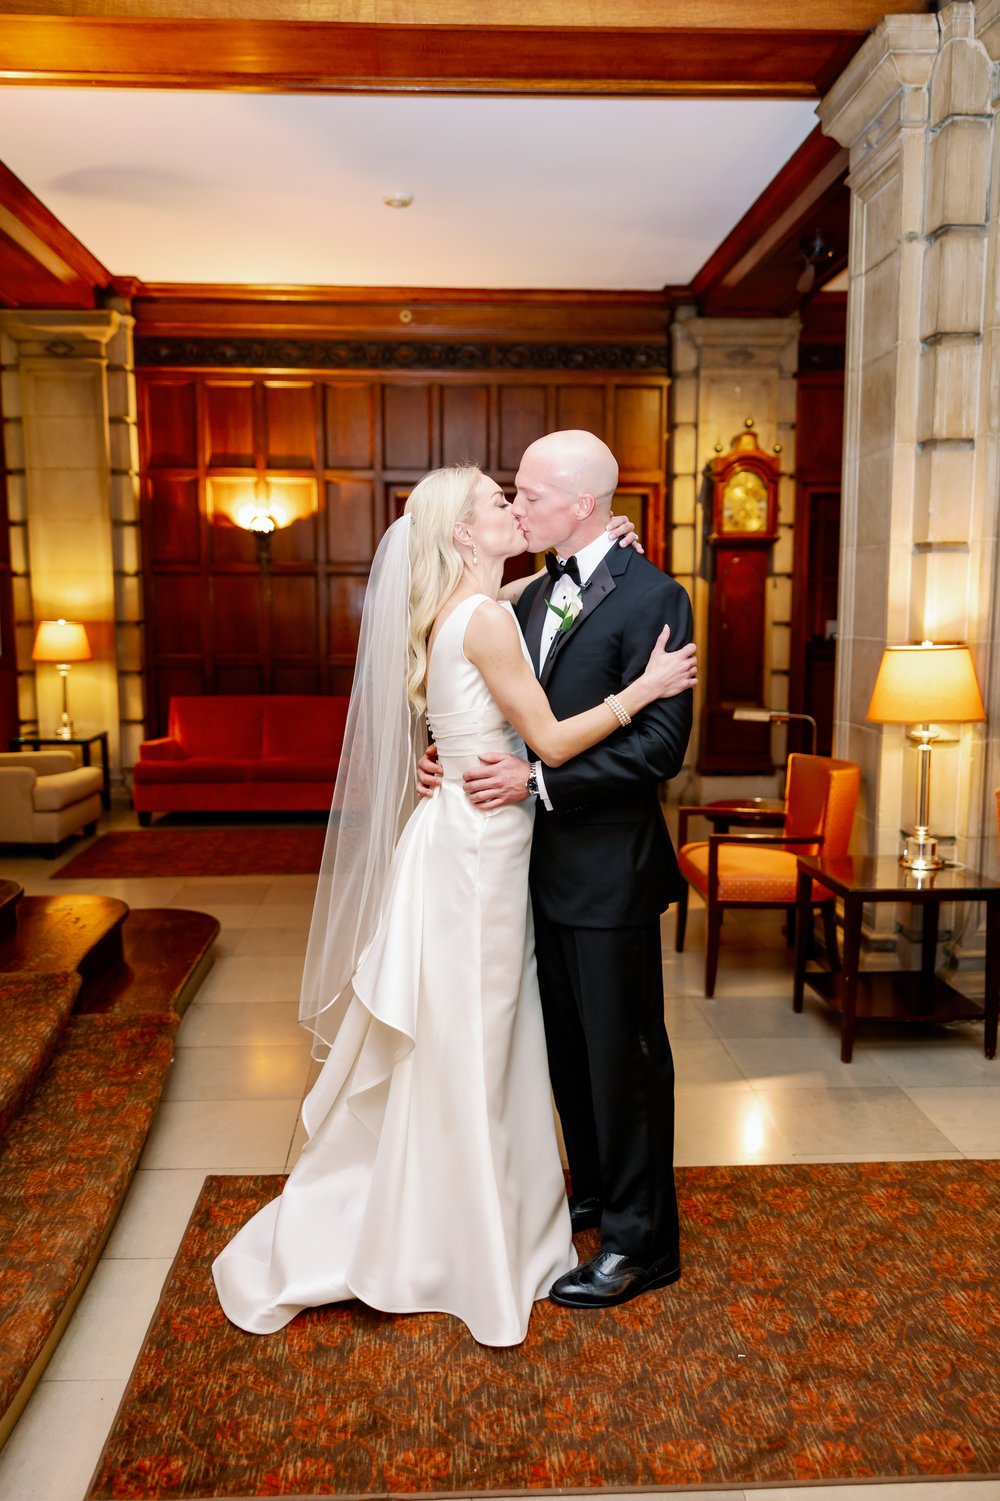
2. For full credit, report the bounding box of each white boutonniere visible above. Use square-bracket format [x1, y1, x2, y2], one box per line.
[546, 588, 583, 634]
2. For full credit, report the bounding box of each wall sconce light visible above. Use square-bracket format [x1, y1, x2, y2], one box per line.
[32, 618, 91, 739]
[732, 707, 818, 755]
[866, 641, 986, 871]
[237, 499, 287, 573]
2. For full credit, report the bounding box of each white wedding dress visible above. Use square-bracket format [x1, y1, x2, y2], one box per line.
[213, 594, 576, 1347]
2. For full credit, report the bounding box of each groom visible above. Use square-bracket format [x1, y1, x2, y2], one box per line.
[424, 431, 693, 1307]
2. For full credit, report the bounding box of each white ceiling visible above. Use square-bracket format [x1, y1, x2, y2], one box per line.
[0, 89, 818, 289]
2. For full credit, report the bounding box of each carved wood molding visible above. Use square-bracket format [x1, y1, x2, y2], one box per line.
[134, 336, 669, 373]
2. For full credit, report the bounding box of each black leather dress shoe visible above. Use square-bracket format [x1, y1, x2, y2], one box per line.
[549, 1249, 681, 1308]
[568, 1195, 602, 1232]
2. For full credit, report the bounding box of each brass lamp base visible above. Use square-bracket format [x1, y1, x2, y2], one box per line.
[901, 830, 943, 872]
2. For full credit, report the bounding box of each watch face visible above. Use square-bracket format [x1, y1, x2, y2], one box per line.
[721, 468, 768, 532]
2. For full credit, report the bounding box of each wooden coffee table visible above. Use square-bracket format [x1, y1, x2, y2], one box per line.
[793, 854, 1000, 1063]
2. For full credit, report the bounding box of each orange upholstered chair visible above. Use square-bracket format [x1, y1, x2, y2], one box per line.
[675, 754, 861, 997]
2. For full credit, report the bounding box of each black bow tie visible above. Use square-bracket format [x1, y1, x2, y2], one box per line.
[545, 552, 582, 587]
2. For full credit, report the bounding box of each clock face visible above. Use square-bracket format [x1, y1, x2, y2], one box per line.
[721, 468, 768, 533]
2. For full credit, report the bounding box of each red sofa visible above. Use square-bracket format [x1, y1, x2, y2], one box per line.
[132, 695, 349, 824]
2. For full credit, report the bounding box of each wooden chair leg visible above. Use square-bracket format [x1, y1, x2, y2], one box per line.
[821, 901, 840, 969]
[675, 882, 689, 951]
[137, 811, 152, 828]
[785, 904, 797, 948]
[705, 903, 723, 998]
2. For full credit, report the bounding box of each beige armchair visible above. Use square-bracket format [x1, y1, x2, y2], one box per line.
[0, 751, 102, 854]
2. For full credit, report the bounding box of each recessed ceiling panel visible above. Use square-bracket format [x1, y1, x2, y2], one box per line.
[0, 90, 818, 288]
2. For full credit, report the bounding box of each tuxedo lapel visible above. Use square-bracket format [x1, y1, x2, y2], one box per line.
[539, 554, 618, 690]
[524, 577, 551, 676]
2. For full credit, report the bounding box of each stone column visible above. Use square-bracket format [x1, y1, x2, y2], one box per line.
[820, 0, 1000, 965]
[0, 310, 131, 781]
[669, 307, 799, 797]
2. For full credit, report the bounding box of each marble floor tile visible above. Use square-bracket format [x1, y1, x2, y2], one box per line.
[43, 1257, 173, 1382]
[861, 1035, 1000, 1088]
[194, 953, 304, 1005]
[162, 1043, 312, 1101]
[166, 899, 262, 928]
[0, 1377, 127, 1501]
[662, 995, 721, 1040]
[702, 991, 841, 1041]
[722, 1035, 897, 1088]
[176, 999, 305, 1049]
[753, 1084, 959, 1158]
[671, 1036, 747, 1085]
[102, 1168, 208, 1259]
[675, 1081, 797, 1166]
[139, 1097, 301, 1170]
[170, 878, 274, 906]
[754, 1486, 1000, 1501]
[231, 925, 313, 957]
[251, 902, 314, 930]
[900, 1086, 1000, 1153]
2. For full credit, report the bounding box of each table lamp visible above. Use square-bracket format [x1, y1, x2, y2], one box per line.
[32, 619, 91, 740]
[866, 641, 986, 871]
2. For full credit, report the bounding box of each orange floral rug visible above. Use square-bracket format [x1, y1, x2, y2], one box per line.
[86, 1162, 1000, 1499]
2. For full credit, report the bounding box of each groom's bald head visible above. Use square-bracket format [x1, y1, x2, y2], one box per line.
[513, 430, 620, 554]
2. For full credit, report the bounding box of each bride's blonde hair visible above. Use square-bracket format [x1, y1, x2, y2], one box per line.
[404, 463, 482, 712]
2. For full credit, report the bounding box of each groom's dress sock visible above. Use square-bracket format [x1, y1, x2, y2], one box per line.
[533, 909, 679, 1267]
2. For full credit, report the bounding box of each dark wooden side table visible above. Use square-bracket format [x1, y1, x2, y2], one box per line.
[699, 797, 786, 834]
[8, 731, 111, 811]
[793, 854, 1000, 1063]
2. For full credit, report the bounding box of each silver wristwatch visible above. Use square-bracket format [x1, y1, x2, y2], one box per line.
[526, 766, 539, 797]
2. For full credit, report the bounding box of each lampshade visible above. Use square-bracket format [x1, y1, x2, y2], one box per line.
[866, 643, 986, 725]
[32, 619, 91, 664]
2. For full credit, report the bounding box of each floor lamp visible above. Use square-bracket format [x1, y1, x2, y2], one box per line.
[31, 619, 91, 739]
[866, 642, 986, 871]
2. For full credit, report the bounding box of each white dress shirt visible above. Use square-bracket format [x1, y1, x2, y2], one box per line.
[534, 531, 617, 810]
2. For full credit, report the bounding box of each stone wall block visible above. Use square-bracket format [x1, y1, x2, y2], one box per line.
[917, 337, 981, 441]
[116, 623, 143, 673]
[920, 229, 987, 337]
[5, 471, 26, 520]
[108, 419, 139, 473]
[858, 447, 894, 546]
[113, 523, 140, 576]
[909, 545, 972, 640]
[778, 475, 796, 525]
[1, 370, 22, 417]
[106, 368, 137, 422]
[773, 525, 793, 574]
[860, 162, 904, 273]
[925, 116, 992, 233]
[3, 423, 24, 471]
[858, 352, 901, 459]
[110, 471, 139, 524]
[771, 625, 791, 671]
[670, 473, 696, 525]
[121, 673, 144, 722]
[671, 424, 697, 475]
[913, 441, 977, 538]
[769, 576, 792, 621]
[671, 380, 697, 425]
[929, 29, 993, 126]
[670, 525, 695, 575]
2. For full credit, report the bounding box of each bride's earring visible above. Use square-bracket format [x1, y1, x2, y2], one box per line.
[471, 541, 478, 566]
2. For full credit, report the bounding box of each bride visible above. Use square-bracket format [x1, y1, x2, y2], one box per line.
[213, 464, 697, 1347]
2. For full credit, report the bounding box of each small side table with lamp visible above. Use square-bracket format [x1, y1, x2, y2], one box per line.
[9, 620, 112, 812]
[793, 641, 996, 1060]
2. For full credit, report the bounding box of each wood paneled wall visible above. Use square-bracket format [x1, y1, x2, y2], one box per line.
[137, 366, 668, 734]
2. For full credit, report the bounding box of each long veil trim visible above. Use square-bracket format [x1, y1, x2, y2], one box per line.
[299, 515, 422, 1060]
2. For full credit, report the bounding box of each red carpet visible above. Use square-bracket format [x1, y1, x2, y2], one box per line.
[54, 829, 326, 879]
[86, 1161, 1000, 1499]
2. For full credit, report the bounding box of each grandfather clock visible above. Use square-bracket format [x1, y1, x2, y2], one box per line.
[697, 420, 781, 774]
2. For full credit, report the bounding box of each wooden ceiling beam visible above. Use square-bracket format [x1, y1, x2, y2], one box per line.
[0, 14, 904, 97]
[0, 160, 111, 308]
[690, 127, 850, 317]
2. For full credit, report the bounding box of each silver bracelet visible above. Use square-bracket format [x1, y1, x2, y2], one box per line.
[604, 693, 631, 728]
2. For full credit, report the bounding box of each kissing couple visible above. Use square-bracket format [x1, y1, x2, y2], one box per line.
[214, 429, 696, 1346]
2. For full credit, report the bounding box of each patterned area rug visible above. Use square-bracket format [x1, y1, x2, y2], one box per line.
[87, 1162, 1000, 1499]
[54, 829, 326, 880]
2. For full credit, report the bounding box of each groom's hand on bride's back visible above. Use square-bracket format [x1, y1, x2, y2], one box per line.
[463, 753, 531, 810]
[416, 743, 443, 799]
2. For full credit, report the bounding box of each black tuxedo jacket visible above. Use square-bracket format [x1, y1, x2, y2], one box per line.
[515, 547, 693, 929]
